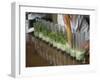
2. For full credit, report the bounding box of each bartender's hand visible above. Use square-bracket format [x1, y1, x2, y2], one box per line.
[81, 40, 89, 55]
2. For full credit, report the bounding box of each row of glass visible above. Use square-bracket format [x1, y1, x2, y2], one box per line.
[33, 19, 85, 61]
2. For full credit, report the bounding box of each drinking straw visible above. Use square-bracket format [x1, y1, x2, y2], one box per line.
[63, 15, 73, 48]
